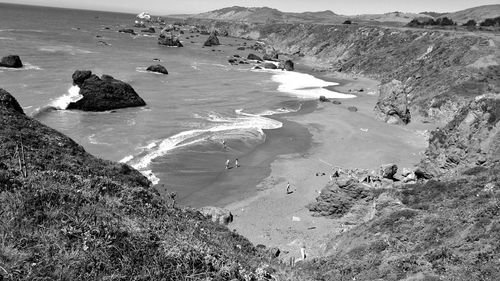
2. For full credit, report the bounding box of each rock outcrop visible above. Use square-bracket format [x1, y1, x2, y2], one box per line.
[141, 27, 156, 33]
[146, 64, 168, 74]
[158, 32, 183, 47]
[67, 70, 146, 111]
[262, 62, 277, 69]
[198, 206, 233, 225]
[278, 59, 294, 71]
[0, 55, 23, 68]
[375, 79, 411, 124]
[0, 88, 24, 114]
[203, 32, 220, 47]
[419, 94, 500, 177]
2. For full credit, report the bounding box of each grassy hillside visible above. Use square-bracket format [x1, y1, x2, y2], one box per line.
[0, 89, 288, 280]
[444, 5, 500, 24]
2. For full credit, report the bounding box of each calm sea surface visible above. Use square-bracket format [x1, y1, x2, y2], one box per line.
[0, 3, 352, 206]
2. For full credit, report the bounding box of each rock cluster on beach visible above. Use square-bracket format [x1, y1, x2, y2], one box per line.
[67, 70, 146, 111]
[0, 55, 23, 68]
[198, 206, 233, 225]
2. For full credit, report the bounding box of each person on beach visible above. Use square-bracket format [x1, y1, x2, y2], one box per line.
[222, 140, 227, 150]
[286, 182, 292, 194]
[235, 158, 240, 168]
[225, 159, 230, 169]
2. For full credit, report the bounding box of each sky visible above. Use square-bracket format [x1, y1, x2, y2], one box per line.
[2, 0, 499, 15]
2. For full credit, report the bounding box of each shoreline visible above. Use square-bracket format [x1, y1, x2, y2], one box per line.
[224, 70, 435, 260]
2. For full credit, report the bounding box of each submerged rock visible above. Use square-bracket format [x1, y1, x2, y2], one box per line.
[118, 28, 136, 35]
[198, 206, 233, 225]
[146, 64, 168, 74]
[67, 70, 146, 111]
[0, 88, 24, 114]
[0, 55, 23, 68]
[141, 27, 156, 33]
[375, 79, 411, 125]
[203, 32, 220, 47]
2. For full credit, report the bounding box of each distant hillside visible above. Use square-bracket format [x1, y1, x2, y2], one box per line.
[191, 6, 346, 24]
[354, 11, 432, 23]
[444, 4, 500, 24]
[186, 4, 500, 25]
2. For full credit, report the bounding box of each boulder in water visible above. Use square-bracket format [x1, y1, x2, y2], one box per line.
[203, 31, 220, 47]
[146, 64, 168, 74]
[67, 70, 146, 111]
[141, 27, 156, 33]
[0, 55, 23, 68]
[247, 53, 263, 61]
[158, 32, 183, 47]
[118, 29, 136, 35]
[278, 60, 294, 71]
[0, 88, 24, 114]
[262, 62, 277, 69]
[198, 206, 233, 225]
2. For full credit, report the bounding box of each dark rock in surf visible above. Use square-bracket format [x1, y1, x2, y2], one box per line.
[262, 63, 277, 69]
[237, 47, 245, 50]
[146, 64, 168, 74]
[247, 53, 263, 61]
[278, 60, 294, 71]
[67, 70, 146, 111]
[141, 27, 156, 33]
[203, 32, 220, 47]
[348, 106, 358, 112]
[0, 88, 24, 114]
[118, 29, 136, 35]
[158, 32, 183, 47]
[0, 55, 23, 68]
[332, 100, 342, 105]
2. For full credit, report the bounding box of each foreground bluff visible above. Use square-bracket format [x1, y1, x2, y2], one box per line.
[67, 70, 146, 111]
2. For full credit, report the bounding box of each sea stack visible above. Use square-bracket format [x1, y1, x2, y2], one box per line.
[0, 55, 23, 68]
[67, 70, 146, 111]
[203, 31, 220, 47]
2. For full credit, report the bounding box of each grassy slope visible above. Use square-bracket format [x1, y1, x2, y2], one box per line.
[0, 90, 287, 280]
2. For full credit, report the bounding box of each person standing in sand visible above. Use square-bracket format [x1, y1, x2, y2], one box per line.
[235, 158, 240, 167]
[222, 140, 227, 150]
[286, 182, 292, 194]
[225, 159, 230, 169]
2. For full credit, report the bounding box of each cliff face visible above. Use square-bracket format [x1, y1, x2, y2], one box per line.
[187, 20, 499, 122]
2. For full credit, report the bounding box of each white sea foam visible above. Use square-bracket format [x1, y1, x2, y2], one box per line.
[39, 45, 93, 55]
[253, 69, 356, 99]
[130, 110, 282, 172]
[50, 85, 82, 110]
[0, 62, 42, 71]
[119, 155, 134, 163]
[143, 170, 160, 185]
[88, 134, 111, 145]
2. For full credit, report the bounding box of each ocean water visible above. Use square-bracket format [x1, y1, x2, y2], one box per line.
[0, 3, 354, 207]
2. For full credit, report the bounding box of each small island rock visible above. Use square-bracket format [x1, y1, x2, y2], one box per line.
[146, 64, 168, 74]
[0, 55, 23, 68]
[67, 70, 146, 111]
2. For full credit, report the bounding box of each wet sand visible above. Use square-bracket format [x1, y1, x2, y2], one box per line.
[224, 72, 435, 261]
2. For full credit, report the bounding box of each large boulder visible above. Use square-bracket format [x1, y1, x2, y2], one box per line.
[379, 164, 398, 179]
[198, 206, 233, 225]
[67, 70, 146, 111]
[0, 88, 24, 114]
[278, 60, 294, 71]
[158, 32, 183, 47]
[146, 64, 168, 74]
[203, 32, 220, 47]
[375, 80, 411, 124]
[262, 62, 277, 69]
[0, 55, 23, 68]
[247, 53, 263, 61]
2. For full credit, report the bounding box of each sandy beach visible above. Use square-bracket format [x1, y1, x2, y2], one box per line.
[224, 72, 435, 261]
